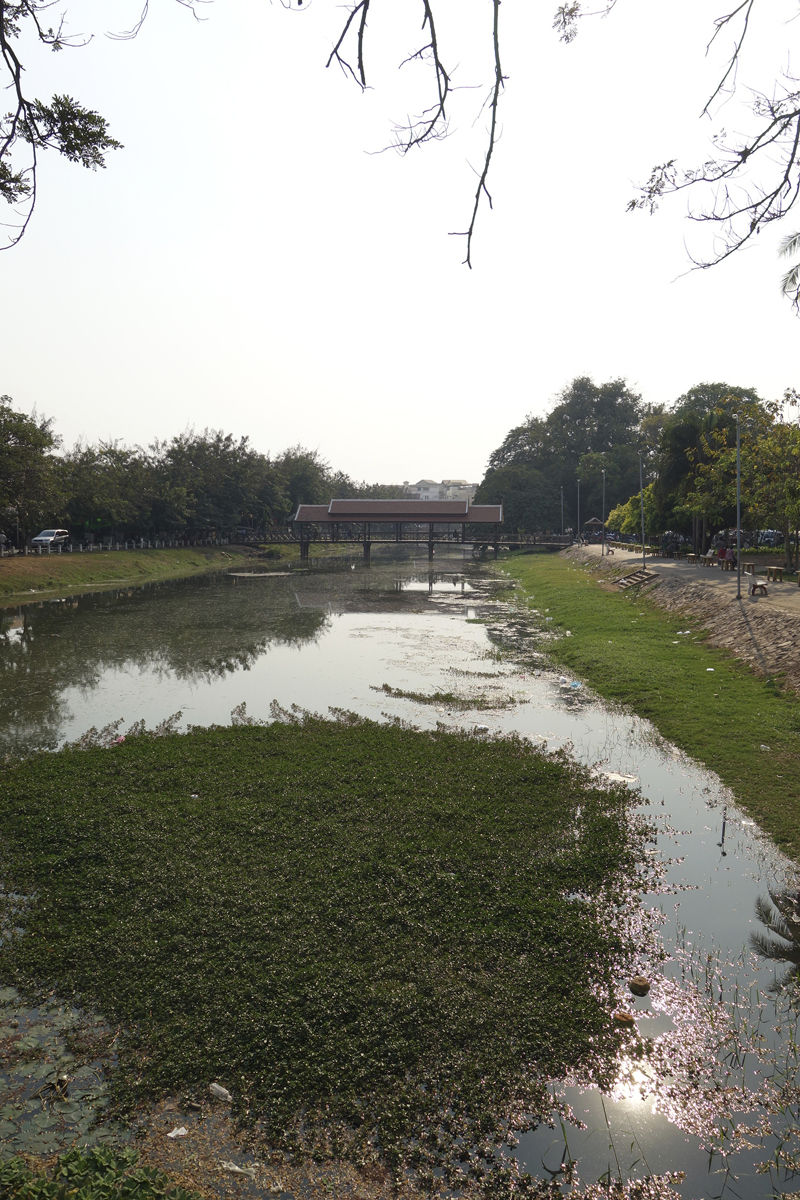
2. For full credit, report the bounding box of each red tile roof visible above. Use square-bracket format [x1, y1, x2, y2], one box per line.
[292, 500, 502, 523]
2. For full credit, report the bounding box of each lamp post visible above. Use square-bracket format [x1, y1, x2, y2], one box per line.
[736, 412, 742, 600]
[639, 453, 646, 570]
[560, 486, 564, 536]
[601, 468, 606, 556]
[577, 478, 581, 545]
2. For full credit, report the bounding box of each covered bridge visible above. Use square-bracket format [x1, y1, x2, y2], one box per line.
[291, 499, 504, 560]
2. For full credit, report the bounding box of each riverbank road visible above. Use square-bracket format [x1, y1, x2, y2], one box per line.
[578, 543, 800, 619]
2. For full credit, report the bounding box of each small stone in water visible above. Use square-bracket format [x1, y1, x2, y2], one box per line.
[613, 1010, 636, 1026]
[628, 976, 650, 997]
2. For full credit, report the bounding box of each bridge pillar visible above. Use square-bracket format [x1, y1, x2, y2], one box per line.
[428, 542, 434, 561]
[493, 541, 499, 560]
[363, 540, 371, 564]
[300, 541, 309, 561]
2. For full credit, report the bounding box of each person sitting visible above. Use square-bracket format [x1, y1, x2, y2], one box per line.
[725, 546, 736, 569]
[717, 544, 727, 567]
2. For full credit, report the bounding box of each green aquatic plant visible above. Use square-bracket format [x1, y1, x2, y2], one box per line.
[0, 1146, 200, 1200]
[0, 715, 651, 1191]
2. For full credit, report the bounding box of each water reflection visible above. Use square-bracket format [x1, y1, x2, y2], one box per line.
[751, 889, 800, 988]
[0, 560, 491, 755]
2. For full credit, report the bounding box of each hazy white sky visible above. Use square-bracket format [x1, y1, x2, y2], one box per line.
[3, 0, 799, 483]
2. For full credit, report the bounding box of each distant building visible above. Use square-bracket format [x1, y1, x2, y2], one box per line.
[403, 478, 479, 502]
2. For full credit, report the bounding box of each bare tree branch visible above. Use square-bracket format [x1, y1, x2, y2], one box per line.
[450, 0, 505, 269]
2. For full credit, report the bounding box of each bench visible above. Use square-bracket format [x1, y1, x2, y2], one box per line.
[687, 553, 697, 564]
[767, 566, 784, 582]
[750, 581, 768, 596]
[743, 561, 756, 576]
[700, 556, 716, 567]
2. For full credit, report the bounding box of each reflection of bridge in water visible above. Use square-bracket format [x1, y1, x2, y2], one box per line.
[286, 500, 571, 561]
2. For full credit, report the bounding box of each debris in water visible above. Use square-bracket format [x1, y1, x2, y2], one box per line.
[209, 1082, 233, 1102]
[220, 1161, 257, 1180]
[167, 1126, 188, 1139]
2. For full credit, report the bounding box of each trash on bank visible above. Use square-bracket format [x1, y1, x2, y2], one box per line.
[167, 1126, 188, 1139]
[220, 1161, 257, 1180]
[761, 744, 771, 752]
[475, 724, 490, 732]
[569, 681, 582, 689]
[209, 1082, 233, 1102]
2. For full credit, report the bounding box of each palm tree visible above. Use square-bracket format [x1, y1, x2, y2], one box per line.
[778, 231, 800, 309]
[750, 890, 800, 990]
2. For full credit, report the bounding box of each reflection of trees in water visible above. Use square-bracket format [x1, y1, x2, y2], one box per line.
[0, 576, 329, 754]
[751, 890, 800, 989]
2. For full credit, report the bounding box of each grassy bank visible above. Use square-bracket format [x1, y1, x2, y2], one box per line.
[0, 546, 322, 604]
[0, 716, 648, 1188]
[502, 551, 800, 854]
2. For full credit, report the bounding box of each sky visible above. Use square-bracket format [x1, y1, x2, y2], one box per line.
[3, 0, 800, 485]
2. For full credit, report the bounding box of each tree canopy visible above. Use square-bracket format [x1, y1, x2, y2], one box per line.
[0, 397, 404, 544]
[475, 376, 650, 534]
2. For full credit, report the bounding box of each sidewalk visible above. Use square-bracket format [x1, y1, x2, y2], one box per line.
[582, 544, 800, 618]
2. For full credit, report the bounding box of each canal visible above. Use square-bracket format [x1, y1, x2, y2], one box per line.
[1, 551, 798, 1197]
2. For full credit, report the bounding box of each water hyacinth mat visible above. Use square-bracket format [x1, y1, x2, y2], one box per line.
[0, 715, 654, 1189]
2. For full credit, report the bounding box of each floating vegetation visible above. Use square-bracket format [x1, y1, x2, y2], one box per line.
[0, 716, 652, 1195]
[372, 683, 520, 710]
[0, 1146, 202, 1200]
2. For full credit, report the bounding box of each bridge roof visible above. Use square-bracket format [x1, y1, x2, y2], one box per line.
[292, 499, 503, 523]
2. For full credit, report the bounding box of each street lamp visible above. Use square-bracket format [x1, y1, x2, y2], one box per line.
[736, 412, 741, 600]
[601, 469, 606, 556]
[639, 453, 646, 570]
[577, 478, 581, 545]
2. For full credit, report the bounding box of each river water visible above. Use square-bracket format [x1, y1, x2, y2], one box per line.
[1, 552, 799, 1197]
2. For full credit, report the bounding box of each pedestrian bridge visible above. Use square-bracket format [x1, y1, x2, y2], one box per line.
[283, 499, 571, 560]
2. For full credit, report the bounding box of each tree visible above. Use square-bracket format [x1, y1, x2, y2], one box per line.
[0, 394, 61, 541]
[606, 483, 660, 541]
[473, 464, 559, 535]
[480, 376, 646, 532]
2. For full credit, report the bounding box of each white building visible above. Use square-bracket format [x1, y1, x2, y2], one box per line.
[403, 479, 479, 502]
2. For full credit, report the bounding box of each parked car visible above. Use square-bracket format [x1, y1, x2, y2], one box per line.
[31, 528, 69, 548]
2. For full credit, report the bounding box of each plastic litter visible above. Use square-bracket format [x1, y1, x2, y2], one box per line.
[569, 681, 582, 689]
[545, 617, 553, 622]
[760, 744, 771, 752]
[558, 676, 568, 684]
[475, 724, 490, 732]
[209, 1083, 233, 1103]
[706, 668, 715, 672]
[220, 1162, 257, 1180]
[167, 1127, 188, 1139]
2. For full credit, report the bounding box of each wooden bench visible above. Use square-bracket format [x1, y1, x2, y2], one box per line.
[767, 566, 784, 582]
[700, 556, 716, 567]
[750, 580, 768, 596]
[743, 561, 756, 576]
[687, 553, 697, 564]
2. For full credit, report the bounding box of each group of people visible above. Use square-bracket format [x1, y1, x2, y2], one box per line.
[709, 543, 737, 567]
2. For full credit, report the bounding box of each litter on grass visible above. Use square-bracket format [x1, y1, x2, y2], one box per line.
[167, 1126, 188, 1139]
[706, 668, 715, 672]
[209, 1082, 233, 1102]
[761, 744, 772, 752]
